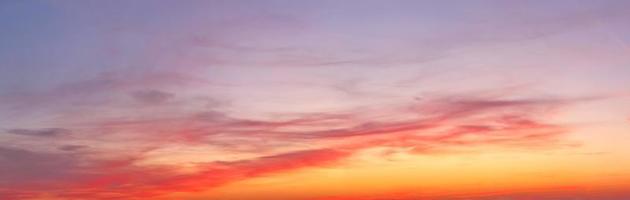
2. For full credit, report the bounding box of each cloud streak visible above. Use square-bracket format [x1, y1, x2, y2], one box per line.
[5, 128, 71, 137]
[0, 93, 590, 199]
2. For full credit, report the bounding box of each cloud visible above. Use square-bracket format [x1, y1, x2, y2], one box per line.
[0, 91, 599, 199]
[88, 95, 581, 154]
[151, 148, 352, 193]
[130, 89, 174, 105]
[58, 145, 87, 151]
[0, 147, 352, 199]
[0, 1, 628, 199]
[0, 146, 81, 185]
[6, 128, 71, 137]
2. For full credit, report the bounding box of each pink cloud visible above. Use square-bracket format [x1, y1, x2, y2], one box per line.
[0, 93, 595, 199]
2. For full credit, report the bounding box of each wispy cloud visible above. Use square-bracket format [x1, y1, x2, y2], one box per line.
[5, 128, 71, 137]
[130, 89, 174, 105]
[0, 93, 594, 199]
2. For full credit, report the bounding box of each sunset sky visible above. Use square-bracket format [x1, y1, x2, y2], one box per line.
[1, 0, 630, 199]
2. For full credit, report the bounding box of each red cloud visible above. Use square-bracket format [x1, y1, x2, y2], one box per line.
[0, 95, 593, 199]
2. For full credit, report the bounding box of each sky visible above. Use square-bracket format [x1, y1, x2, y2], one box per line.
[1, 0, 630, 199]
